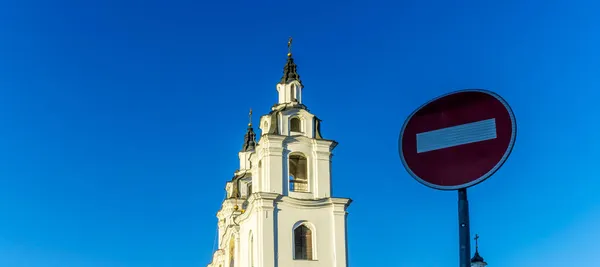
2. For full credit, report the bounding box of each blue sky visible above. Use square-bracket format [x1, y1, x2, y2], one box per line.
[0, 0, 599, 266]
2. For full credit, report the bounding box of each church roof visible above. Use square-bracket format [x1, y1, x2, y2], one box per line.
[279, 37, 303, 87]
[240, 110, 256, 152]
[240, 125, 256, 152]
[470, 250, 485, 263]
[471, 234, 486, 263]
[279, 55, 303, 86]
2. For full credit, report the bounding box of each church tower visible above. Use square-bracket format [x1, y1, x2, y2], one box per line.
[206, 38, 352, 267]
[471, 235, 488, 267]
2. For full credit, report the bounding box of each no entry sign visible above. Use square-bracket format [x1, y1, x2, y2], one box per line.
[399, 89, 516, 190]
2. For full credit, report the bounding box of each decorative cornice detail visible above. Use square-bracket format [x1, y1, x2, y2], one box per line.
[255, 192, 280, 200]
[277, 196, 352, 210]
[311, 138, 338, 150]
[261, 135, 286, 143]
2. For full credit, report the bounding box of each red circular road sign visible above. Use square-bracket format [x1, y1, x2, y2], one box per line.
[399, 89, 516, 190]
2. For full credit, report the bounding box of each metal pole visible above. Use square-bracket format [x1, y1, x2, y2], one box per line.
[458, 188, 471, 267]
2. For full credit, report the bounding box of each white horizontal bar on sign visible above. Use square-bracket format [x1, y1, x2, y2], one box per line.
[416, 118, 497, 153]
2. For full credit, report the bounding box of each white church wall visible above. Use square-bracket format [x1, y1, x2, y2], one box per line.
[238, 201, 258, 267]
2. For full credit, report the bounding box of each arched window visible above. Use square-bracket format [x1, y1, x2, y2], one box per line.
[293, 224, 313, 260]
[290, 117, 301, 132]
[289, 154, 308, 192]
[291, 84, 297, 102]
[249, 232, 254, 267]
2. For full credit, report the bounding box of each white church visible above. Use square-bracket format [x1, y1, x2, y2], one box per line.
[204, 39, 489, 267]
[205, 39, 351, 267]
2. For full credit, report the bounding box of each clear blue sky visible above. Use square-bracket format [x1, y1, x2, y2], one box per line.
[0, 1, 599, 266]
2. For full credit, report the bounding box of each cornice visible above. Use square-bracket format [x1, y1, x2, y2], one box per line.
[279, 107, 313, 117]
[311, 138, 338, 150]
[331, 197, 353, 207]
[255, 192, 280, 200]
[271, 102, 310, 113]
[283, 135, 311, 144]
[277, 196, 351, 209]
[236, 192, 280, 222]
[260, 134, 286, 143]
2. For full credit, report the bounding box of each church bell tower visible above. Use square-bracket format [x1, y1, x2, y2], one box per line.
[205, 38, 352, 267]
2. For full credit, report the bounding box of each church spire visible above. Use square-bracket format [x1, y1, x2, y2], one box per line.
[240, 109, 256, 152]
[471, 234, 487, 266]
[280, 37, 303, 87]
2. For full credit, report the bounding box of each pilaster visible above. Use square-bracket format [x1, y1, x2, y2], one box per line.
[255, 192, 278, 267]
[332, 198, 352, 267]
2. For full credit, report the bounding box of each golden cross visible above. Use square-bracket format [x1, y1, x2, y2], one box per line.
[287, 36, 293, 57]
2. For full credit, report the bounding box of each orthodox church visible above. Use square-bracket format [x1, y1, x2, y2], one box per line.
[203, 39, 490, 267]
[205, 39, 352, 267]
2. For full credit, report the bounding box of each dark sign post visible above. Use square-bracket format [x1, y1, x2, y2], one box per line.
[399, 89, 516, 267]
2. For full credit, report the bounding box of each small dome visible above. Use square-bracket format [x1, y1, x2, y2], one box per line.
[471, 251, 485, 263]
